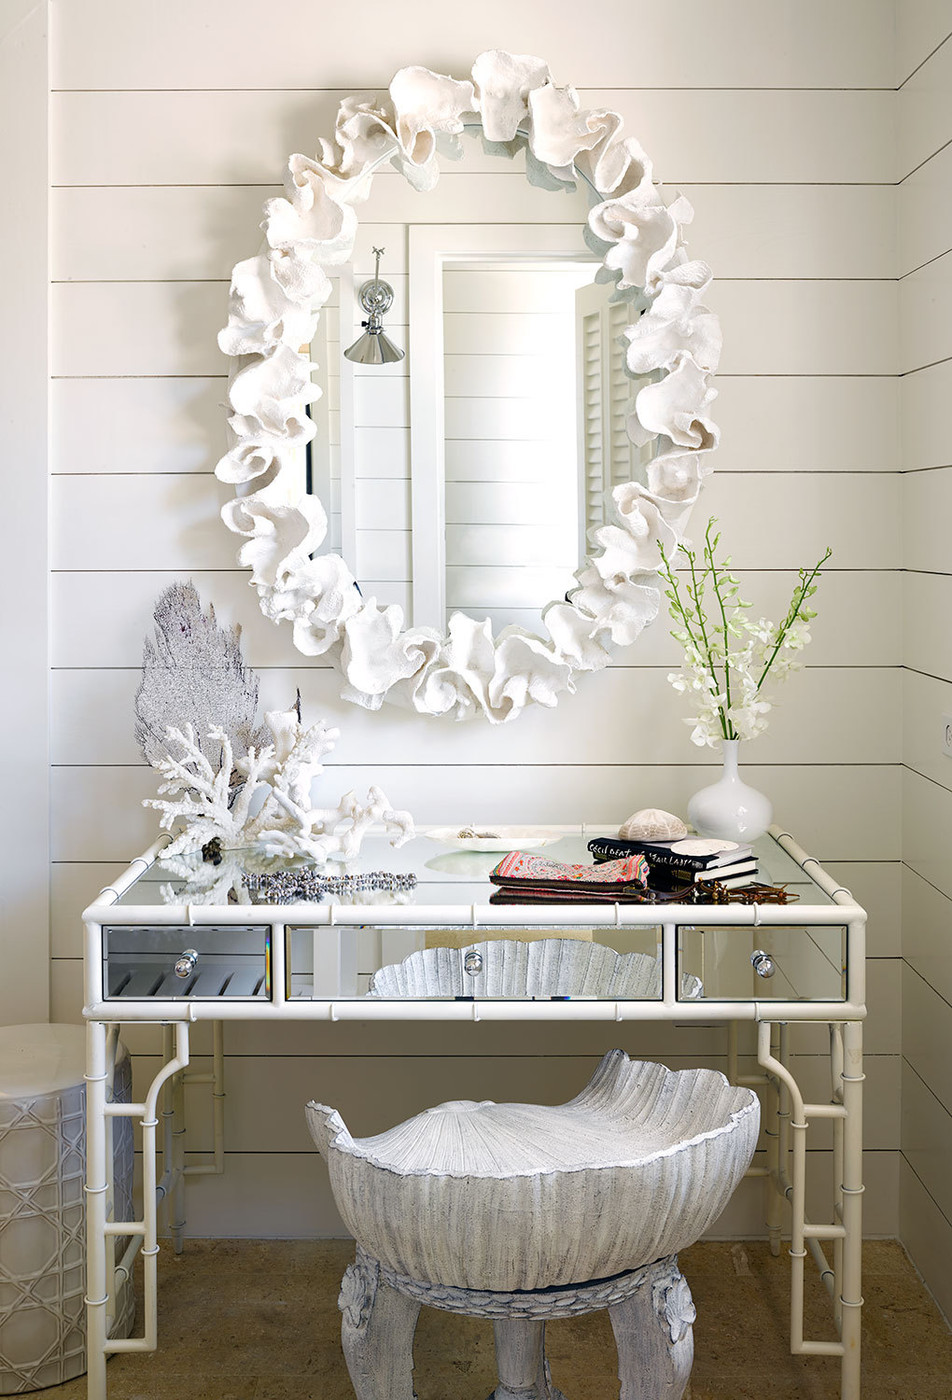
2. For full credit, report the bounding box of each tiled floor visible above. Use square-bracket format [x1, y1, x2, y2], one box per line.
[47, 1238, 951, 1399]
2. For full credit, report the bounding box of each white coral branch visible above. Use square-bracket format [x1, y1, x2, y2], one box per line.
[143, 706, 414, 865]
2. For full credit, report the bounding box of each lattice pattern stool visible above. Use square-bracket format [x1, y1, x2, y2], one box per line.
[0, 1026, 133, 1394]
[307, 1049, 759, 1400]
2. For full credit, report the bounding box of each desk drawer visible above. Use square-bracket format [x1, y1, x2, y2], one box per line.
[678, 924, 846, 1001]
[103, 925, 270, 1001]
[286, 925, 665, 999]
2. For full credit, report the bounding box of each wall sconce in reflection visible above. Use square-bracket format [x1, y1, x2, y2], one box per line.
[343, 247, 405, 365]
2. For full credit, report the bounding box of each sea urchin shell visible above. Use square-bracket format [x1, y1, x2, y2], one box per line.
[619, 808, 688, 840]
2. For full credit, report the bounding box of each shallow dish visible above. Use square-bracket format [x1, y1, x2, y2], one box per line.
[426, 825, 559, 853]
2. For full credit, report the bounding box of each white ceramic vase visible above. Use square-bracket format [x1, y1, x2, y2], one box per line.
[687, 739, 772, 843]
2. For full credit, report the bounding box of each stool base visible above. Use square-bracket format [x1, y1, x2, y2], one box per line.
[337, 1249, 695, 1400]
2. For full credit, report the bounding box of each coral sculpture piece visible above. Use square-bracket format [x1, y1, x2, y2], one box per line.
[144, 705, 414, 863]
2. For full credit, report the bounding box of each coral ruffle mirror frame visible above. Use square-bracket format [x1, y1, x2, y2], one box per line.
[216, 50, 721, 723]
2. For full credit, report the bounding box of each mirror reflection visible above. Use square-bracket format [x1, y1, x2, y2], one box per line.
[306, 130, 655, 635]
[442, 257, 596, 633]
[443, 259, 647, 632]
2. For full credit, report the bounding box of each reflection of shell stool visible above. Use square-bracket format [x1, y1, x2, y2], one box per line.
[0, 1026, 134, 1394]
[307, 1050, 758, 1400]
[368, 938, 703, 1000]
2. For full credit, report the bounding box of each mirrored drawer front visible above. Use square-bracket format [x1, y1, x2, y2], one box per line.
[678, 925, 846, 1002]
[286, 926, 667, 1000]
[103, 926, 270, 1000]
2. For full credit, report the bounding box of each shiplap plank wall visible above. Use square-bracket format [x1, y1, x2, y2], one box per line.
[897, 5, 952, 1323]
[48, 1, 903, 1237]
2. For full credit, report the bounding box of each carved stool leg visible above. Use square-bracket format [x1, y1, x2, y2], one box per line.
[608, 1260, 695, 1400]
[491, 1318, 567, 1400]
[339, 1256, 421, 1400]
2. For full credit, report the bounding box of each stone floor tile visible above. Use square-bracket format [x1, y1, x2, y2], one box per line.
[34, 1238, 952, 1400]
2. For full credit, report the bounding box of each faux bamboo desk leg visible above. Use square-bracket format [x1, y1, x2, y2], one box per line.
[84, 1022, 191, 1400]
[840, 1020, 864, 1400]
[756, 1020, 863, 1400]
[84, 1020, 110, 1400]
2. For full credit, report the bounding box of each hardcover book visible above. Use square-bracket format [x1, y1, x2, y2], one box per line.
[588, 836, 753, 872]
[666, 860, 759, 886]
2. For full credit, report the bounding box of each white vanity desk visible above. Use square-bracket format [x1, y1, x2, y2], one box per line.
[82, 825, 866, 1399]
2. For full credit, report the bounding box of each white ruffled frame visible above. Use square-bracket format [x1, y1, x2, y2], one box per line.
[216, 49, 721, 724]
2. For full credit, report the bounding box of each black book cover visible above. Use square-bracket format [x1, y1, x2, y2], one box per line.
[588, 836, 753, 871]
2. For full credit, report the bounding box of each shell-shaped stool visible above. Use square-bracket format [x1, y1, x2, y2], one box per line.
[307, 1049, 759, 1400]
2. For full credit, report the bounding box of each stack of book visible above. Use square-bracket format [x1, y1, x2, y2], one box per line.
[588, 835, 757, 891]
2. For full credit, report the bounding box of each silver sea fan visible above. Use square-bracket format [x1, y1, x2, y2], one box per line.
[134, 581, 267, 768]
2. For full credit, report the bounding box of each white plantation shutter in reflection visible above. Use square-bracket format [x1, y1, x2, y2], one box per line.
[578, 301, 606, 542]
[576, 285, 639, 556]
[608, 299, 640, 490]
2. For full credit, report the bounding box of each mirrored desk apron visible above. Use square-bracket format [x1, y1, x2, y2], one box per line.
[81, 825, 866, 1400]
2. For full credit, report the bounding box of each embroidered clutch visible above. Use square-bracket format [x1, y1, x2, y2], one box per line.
[489, 851, 649, 903]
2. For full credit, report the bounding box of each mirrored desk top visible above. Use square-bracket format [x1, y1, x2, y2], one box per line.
[101, 828, 837, 913]
[83, 827, 867, 1016]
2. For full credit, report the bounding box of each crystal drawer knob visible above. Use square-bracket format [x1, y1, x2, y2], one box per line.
[751, 950, 775, 979]
[463, 950, 483, 977]
[174, 949, 199, 979]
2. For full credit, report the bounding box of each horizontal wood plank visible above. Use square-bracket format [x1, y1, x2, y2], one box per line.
[51, 277, 900, 378]
[902, 964, 952, 1120]
[52, 182, 898, 283]
[50, 664, 901, 768]
[50, 373, 902, 475]
[50, 762, 902, 863]
[904, 463, 952, 572]
[51, 89, 896, 188]
[904, 571, 952, 680]
[903, 766, 952, 899]
[899, 137, 952, 276]
[51, 1, 896, 91]
[902, 668, 952, 792]
[902, 1044, 952, 1225]
[900, 358, 952, 472]
[899, 1160, 952, 1321]
[897, 31, 952, 177]
[49, 471, 900, 572]
[50, 567, 901, 669]
[899, 247, 952, 372]
[903, 864, 952, 1008]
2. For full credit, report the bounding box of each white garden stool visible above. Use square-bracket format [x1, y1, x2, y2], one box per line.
[307, 1049, 759, 1400]
[0, 1025, 134, 1394]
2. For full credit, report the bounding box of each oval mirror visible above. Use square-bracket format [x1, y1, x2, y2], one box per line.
[216, 50, 721, 723]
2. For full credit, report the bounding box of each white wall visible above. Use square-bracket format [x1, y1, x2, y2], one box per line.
[44, 0, 903, 1236]
[896, 4, 952, 1321]
[0, 0, 49, 1025]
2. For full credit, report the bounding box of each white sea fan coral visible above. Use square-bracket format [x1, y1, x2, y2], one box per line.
[144, 706, 414, 863]
[134, 581, 267, 769]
